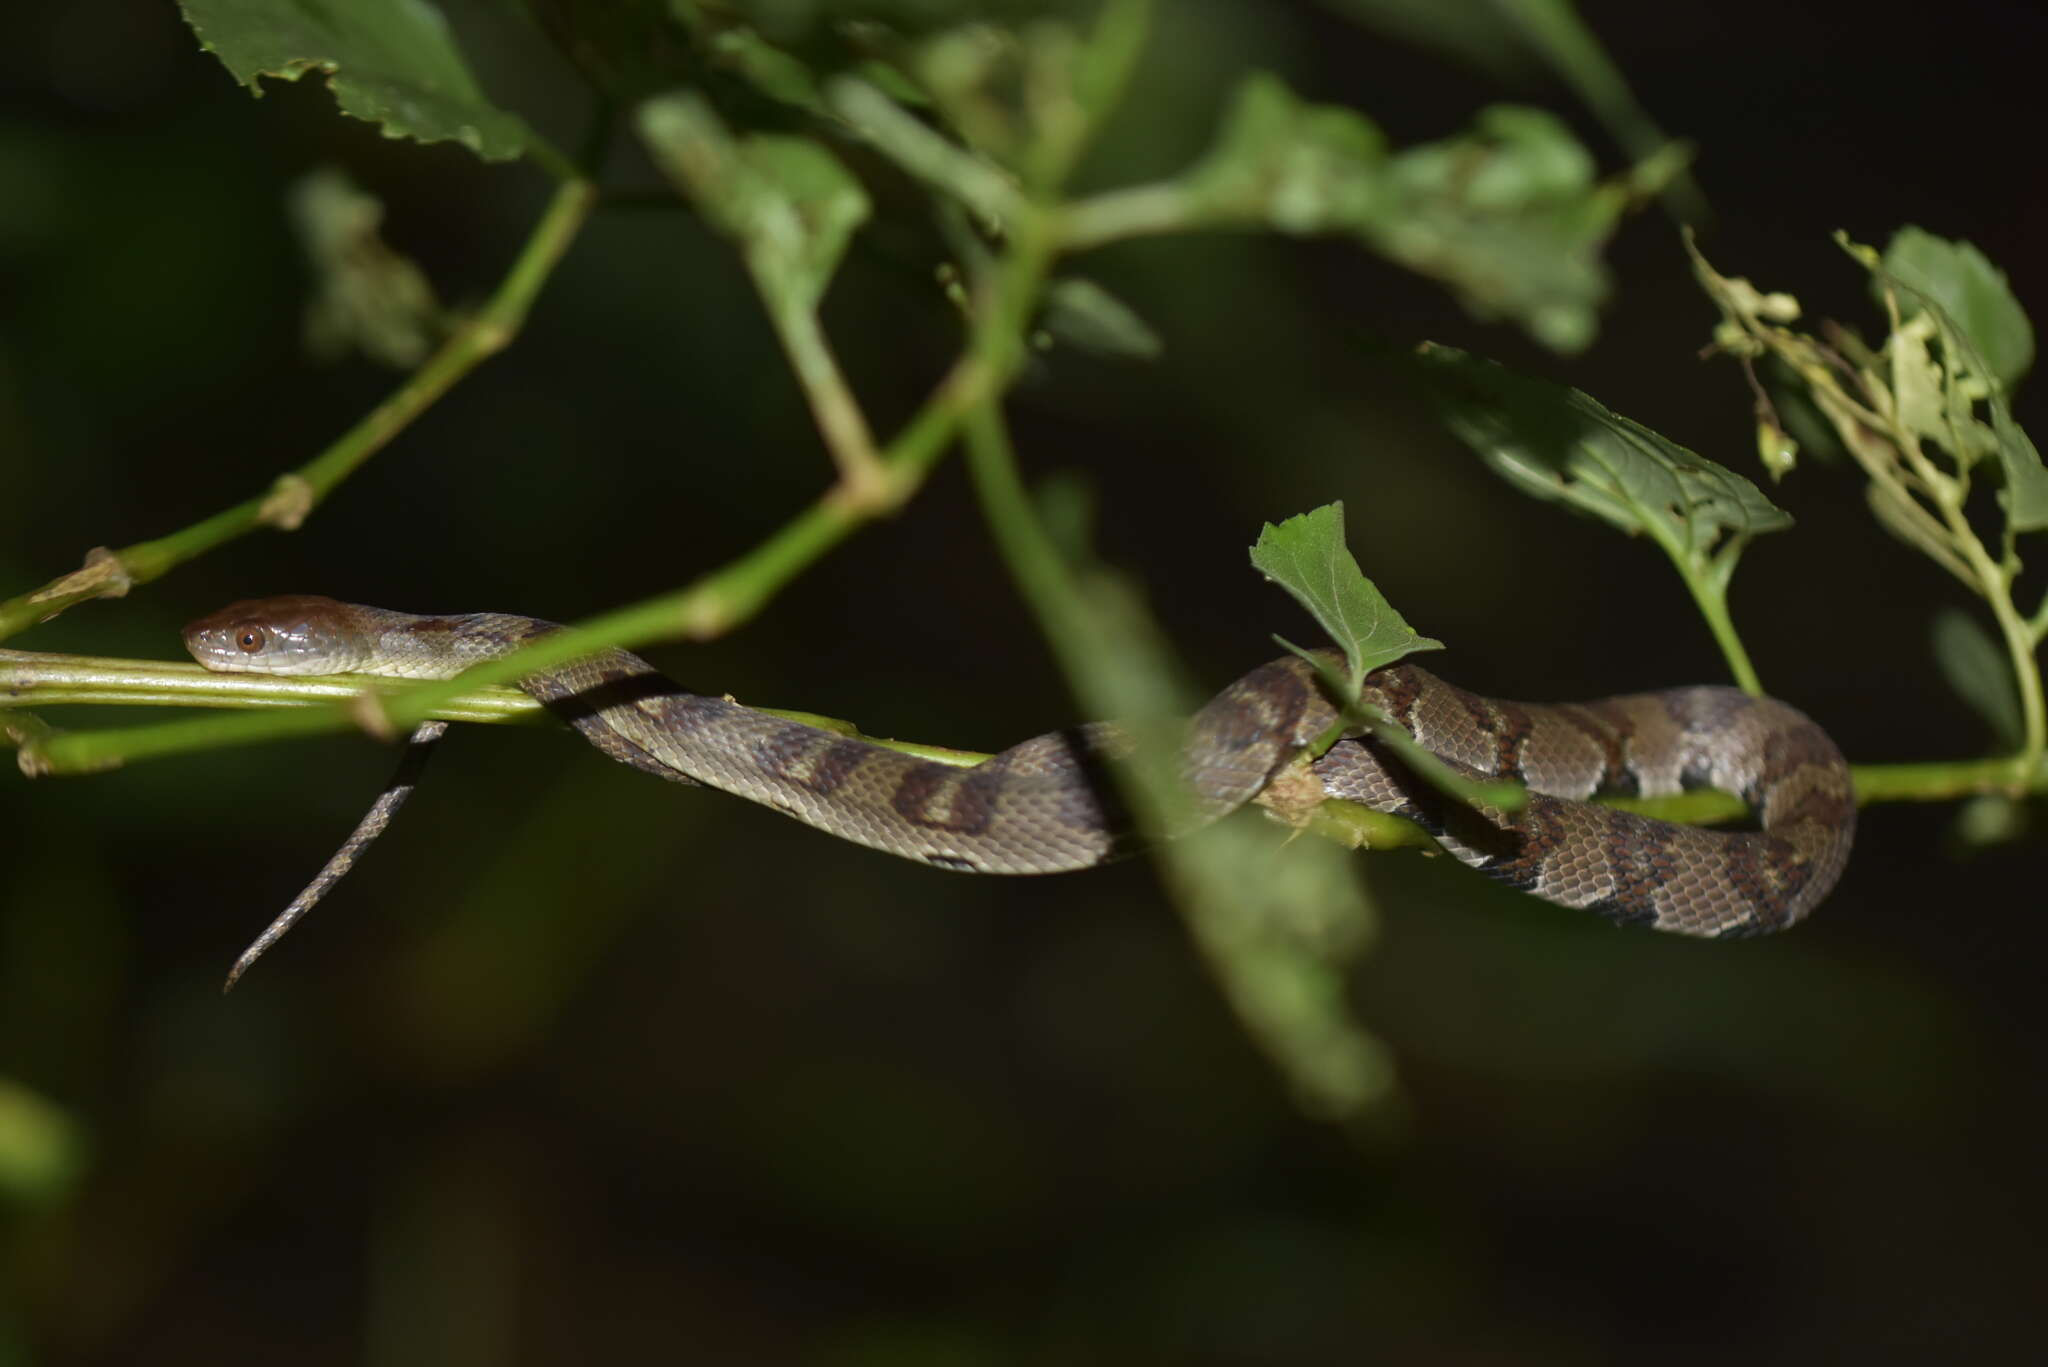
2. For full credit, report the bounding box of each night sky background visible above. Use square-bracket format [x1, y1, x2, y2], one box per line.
[3, 1, 2045, 1361]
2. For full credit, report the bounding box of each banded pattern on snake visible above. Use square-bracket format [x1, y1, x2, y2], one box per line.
[186, 596, 1855, 941]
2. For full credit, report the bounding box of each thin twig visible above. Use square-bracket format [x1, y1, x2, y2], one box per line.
[0, 175, 598, 643]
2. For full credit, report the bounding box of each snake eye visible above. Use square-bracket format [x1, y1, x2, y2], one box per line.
[236, 627, 267, 653]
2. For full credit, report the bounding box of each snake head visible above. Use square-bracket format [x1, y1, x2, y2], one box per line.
[184, 595, 367, 675]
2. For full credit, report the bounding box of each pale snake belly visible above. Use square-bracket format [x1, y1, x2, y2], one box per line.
[185, 596, 1856, 937]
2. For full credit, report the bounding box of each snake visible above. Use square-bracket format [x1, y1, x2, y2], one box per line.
[185, 596, 1855, 967]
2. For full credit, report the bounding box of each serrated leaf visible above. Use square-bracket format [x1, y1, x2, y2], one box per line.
[1250, 504, 1519, 813]
[638, 96, 870, 313]
[1931, 607, 2024, 749]
[1880, 227, 2034, 391]
[1413, 344, 1793, 577]
[1249, 503, 1444, 693]
[176, 0, 527, 161]
[1853, 235, 2048, 532]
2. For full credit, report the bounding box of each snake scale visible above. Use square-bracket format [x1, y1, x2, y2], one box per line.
[186, 596, 1855, 939]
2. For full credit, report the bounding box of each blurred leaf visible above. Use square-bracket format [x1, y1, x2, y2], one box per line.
[1851, 234, 2048, 531]
[910, 14, 1114, 187]
[1166, 824, 1394, 1126]
[1249, 503, 1443, 694]
[1378, 105, 1636, 352]
[1413, 343, 1792, 585]
[1879, 226, 2034, 391]
[973, 451, 1392, 1125]
[1987, 404, 2048, 532]
[290, 168, 445, 369]
[1181, 72, 1391, 234]
[1040, 277, 1163, 360]
[1949, 793, 2029, 850]
[1318, 0, 1707, 223]
[1931, 608, 2024, 749]
[1175, 78, 1636, 350]
[704, 25, 828, 112]
[1065, 560, 1392, 1126]
[175, 0, 528, 161]
[639, 95, 871, 313]
[1489, 0, 1707, 222]
[0, 1075, 86, 1207]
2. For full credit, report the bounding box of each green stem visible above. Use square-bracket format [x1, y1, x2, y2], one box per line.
[0, 649, 988, 775]
[1025, 0, 1156, 193]
[825, 77, 1022, 226]
[0, 175, 598, 643]
[13, 349, 993, 769]
[763, 293, 889, 509]
[13, 640, 2045, 803]
[1918, 455, 2045, 785]
[0, 649, 536, 723]
[1057, 183, 1198, 251]
[1986, 588, 2047, 788]
[1683, 575, 1762, 695]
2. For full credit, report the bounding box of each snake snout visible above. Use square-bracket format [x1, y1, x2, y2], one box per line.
[183, 595, 361, 675]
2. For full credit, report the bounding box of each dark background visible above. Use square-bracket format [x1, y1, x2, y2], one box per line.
[3, 0, 2044, 1361]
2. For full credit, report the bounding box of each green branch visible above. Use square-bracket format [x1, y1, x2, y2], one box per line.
[8, 641, 2041, 826]
[0, 174, 598, 644]
[8, 347, 995, 772]
[1690, 232, 2048, 792]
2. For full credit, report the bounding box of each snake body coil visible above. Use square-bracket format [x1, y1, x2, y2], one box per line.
[186, 596, 1855, 936]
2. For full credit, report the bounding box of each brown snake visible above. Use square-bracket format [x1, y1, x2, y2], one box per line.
[186, 597, 1855, 976]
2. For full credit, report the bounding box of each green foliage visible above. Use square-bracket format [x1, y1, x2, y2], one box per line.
[1166, 79, 1652, 350]
[10, 0, 2038, 1146]
[1932, 608, 2023, 749]
[1877, 226, 2034, 392]
[1249, 504, 1444, 695]
[1250, 504, 1520, 812]
[1861, 234, 2048, 532]
[174, 0, 529, 160]
[1411, 343, 1789, 691]
[1692, 230, 2048, 778]
[639, 96, 872, 314]
[1038, 277, 1163, 360]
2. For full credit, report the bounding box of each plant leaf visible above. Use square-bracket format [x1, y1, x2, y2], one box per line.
[1412, 344, 1793, 574]
[1174, 75, 1650, 352]
[1249, 503, 1444, 693]
[1851, 235, 2048, 532]
[1250, 503, 1518, 812]
[1879, 226, 2034, 391]
[176, 0, 528, 161]
[1931, 607, 2024, 749]
[638, 96, 870, 314]
[1040, 277, 1163, 361]
[996, 495, 1392, 1126]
